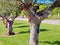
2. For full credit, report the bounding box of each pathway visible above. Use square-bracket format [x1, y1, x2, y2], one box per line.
[15, 18, 60, 25]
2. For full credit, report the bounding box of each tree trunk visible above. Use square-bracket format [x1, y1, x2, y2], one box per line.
[6, 19, 15, 35]
[29, 22, 40, 45]
[7, 23, 15, 35]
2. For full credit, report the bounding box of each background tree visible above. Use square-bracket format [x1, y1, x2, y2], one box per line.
[0, 0, 19, 35]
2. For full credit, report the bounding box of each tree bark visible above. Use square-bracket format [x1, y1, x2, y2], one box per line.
[29, 22, 40, 45]
[7, 20, 15, 35]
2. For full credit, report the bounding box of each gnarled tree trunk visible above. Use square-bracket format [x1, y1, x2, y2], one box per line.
[23, 8, 41, 45]
[29, 23, 40, 45]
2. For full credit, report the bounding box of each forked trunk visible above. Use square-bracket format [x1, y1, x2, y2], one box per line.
[29, 22, 40, 45]
[5, 18, 15, 35]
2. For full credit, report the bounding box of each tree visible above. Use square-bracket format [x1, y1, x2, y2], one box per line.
[17, 0, 60, 45]
[0, 0, 19, 35]
[0, 12, 18, 35]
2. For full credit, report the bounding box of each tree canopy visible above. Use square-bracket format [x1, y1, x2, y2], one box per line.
[0, 0, 19, 16]
[0, 0, 60, 16]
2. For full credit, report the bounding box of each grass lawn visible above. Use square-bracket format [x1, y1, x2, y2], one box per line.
[0, 20, 60, 45]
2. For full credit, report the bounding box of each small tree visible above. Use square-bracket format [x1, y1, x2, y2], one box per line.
[0, 0, 19, 35]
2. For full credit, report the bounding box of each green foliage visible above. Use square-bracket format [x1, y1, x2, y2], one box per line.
[0, 0, 19, 16]
[0, 0, 59, 16]
[51, 8, 58, 15]
[38, 5, 59, 19]
[21, 10, 26, 16]
[39, 5, 47, 11]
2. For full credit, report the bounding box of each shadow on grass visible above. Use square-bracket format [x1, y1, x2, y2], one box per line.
[40, 29, 48, 32]
[13, 25, 29, 28]
[18, 29, 48, 34]
[40, 41, 60, 45]
[18, 30, 30, 34]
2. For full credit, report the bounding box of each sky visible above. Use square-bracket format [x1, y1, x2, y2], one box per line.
[36, 0, 55, 4]
[37, 0, 50, 3]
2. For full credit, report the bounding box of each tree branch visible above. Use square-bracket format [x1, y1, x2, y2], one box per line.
[38, 0, 60, 21]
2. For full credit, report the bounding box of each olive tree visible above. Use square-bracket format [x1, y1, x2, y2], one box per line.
[17, 0, 60, 45]
[0, 0, 19, 35]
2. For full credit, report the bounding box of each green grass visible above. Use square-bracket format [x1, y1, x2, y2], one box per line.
[0, 20, 60, 45]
